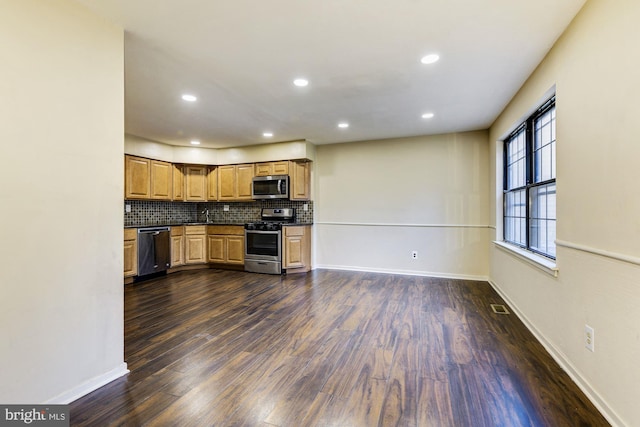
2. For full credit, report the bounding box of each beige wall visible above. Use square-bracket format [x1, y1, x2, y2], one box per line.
[0, 0, 126, 403]
[489, 0, 640, 425]
[315, 131, 490, 279]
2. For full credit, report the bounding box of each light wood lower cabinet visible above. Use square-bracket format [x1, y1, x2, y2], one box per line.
[283, 225, 311, 272]
[170, 226, 185, 267]
[207, 225, 244, 265]
[124, 228, 137, 278]
[226, 236, 245, 264]
[184, 225, 207, 264]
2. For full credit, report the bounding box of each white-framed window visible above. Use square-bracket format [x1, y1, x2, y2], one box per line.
[503, 96, 556, 259]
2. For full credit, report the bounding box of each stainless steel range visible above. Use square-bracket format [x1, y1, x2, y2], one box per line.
[244, 208, 296, 274]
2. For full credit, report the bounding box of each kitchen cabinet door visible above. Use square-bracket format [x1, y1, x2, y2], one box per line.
[207, 235, 225, 263]
[184, 227, 206, 264]
[173, 164, 184, 201]
[255, 163, 273, 176]
[170, 235, 184, 267]
[289, 160, 310, 200]
[185, 165, 207, 201]
[283, 226, 311, 272]
[124, 228, 138, 277]
[273, 161, 289, 175]
[236, 164, 255, 200]
[150, 160, 172, 200]
[207, 166, 218, 201]
[217, 165, 236, 200]
[125, 155, 150, 199]
[218, 164, 254, 200]
[207, 226, 244, 265]
[170, 226, 185, 267]
[226, 236, 245, 265]
[255, 161, 289, 177]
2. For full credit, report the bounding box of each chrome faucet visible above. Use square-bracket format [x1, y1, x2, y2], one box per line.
[201, 208, 210, 223]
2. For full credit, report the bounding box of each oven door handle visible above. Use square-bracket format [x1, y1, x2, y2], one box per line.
[245, 230, 282, 235]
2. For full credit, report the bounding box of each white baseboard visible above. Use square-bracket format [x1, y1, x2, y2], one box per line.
[45, 363, 129, 404]
[487, 280, 623, 427]
[314, 264, 489, 282]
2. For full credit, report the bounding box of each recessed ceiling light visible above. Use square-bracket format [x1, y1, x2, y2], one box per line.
[338, 122, 349, 129]
[293, 78, 309, 87]
[420, 54, 440, 65]
[182, 94, 197, 102]
[421, 112, 435, 119]
[263, 132, 273, 138]
[190, 140, 201, 145]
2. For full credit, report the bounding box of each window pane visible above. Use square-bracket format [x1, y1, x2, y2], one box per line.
[505, 189, 526, 246]
[530, 183, 556, 257]
[533, 106, 556, 183]
[506, 129, 526, 190]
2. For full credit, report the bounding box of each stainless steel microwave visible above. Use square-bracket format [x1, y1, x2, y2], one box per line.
[252, 175, 289, 199]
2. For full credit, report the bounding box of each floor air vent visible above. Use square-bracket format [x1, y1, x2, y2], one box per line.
[490, 304, 510, 315]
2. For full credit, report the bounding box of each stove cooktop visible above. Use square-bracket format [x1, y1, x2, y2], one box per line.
[245, 208, 296, 231]
[244, 221, 287, 231]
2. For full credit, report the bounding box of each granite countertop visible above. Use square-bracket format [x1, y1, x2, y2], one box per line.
[126, 221, 313, 229]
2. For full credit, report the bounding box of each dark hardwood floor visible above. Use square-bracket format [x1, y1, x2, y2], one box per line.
[70, 269, 609, 426]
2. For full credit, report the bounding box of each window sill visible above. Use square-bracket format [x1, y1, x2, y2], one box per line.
[493, 240, 559, 277]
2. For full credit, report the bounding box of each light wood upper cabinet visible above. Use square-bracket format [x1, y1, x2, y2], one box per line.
[236, 164, 254, 200]
[184, 165, 207, 201]
[255, 161, 289, 176]
[150, 160, 172, 200]
[125, 155, 174, 200]
[289, 160, 311, 200]
[125, 155, 150, 199]
[217, 165, 235, 200]
[124, 228, 137, 278]
[218, 164, 254, 201]
[273, 161, 289, 175]
[173, 164, 184, 201]
[283, 225, 311, 272]
[255, 162, 272, 176]
[207, 166, 218, 201]
[125, 155, 312, 201]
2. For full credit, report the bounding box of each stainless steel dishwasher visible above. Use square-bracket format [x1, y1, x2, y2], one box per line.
[137, 227, 171, 277]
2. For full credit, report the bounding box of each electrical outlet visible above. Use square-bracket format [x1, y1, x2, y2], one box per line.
[223, 205, 230, 212]
[125, 204, 131, 213]
[585, 324, 595, 352]
[303, 203, 309, 211]
[411, 251, 418, 259]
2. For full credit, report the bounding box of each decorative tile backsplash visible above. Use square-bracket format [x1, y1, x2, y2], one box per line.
[125, 200, 313, 226]
[124, 201, 198, 226]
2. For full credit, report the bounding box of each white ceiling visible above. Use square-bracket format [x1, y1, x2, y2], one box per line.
[75, 0, 585, 149]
